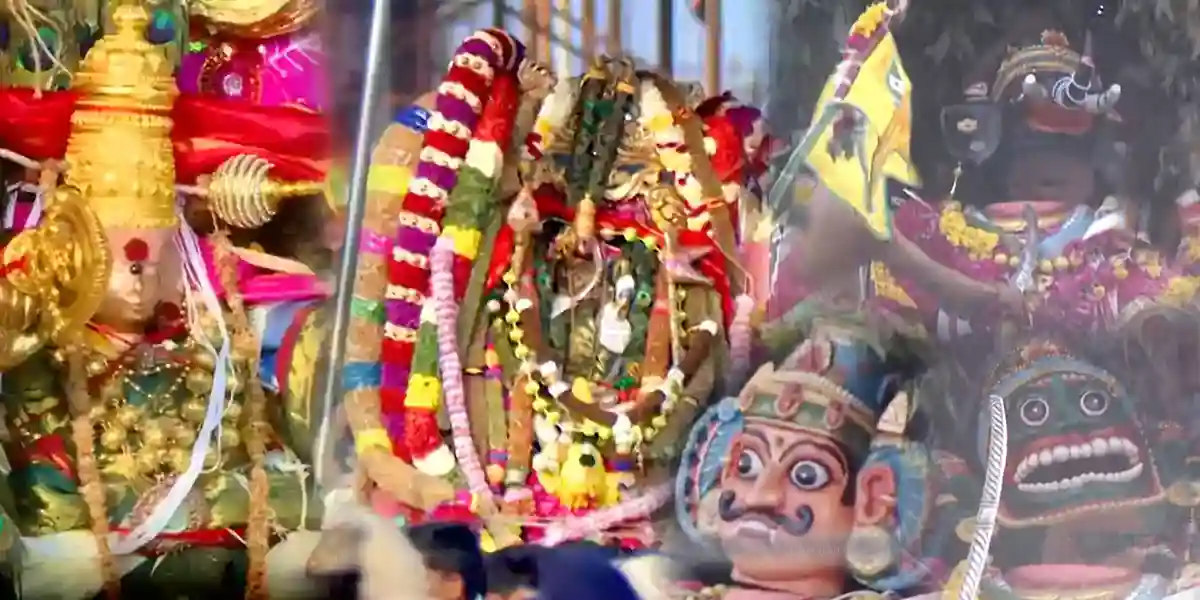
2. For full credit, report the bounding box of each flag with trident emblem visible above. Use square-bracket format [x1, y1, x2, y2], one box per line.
[770, 1, 919, 241]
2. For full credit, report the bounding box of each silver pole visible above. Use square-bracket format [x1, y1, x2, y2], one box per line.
[315, 0, 392, 489]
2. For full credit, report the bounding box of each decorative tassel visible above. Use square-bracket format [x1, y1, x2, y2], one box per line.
[430, 238, 489, 496]
[65, 352, 119, 599]
[212, 232, 271, 600]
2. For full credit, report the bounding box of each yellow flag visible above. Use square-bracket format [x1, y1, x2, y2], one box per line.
[804, 31, 918, 241]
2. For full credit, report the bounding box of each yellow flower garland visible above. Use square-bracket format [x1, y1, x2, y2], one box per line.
[938, 203, 999, 260]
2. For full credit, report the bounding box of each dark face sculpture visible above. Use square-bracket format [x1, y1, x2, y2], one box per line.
[714, 420, 856, 585]
[1002, 149, 1096, 208]
[1000, 371, 1162, 525]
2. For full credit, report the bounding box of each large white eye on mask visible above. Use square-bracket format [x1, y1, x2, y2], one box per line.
[1019, 395, 1049, 427]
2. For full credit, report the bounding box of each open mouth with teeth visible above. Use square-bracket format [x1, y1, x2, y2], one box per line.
[1003, 429, 1160, 523]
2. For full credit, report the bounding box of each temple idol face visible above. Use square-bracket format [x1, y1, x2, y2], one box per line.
[93, 228, 180, 335]
[715, 420, 855, 584]
[999, 367, 1161, 526]
[1001, 147, 1097, 208]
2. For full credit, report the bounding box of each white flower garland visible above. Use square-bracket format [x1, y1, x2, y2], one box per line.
[637, 80, 704, 208]
[528, 77, 578, 157]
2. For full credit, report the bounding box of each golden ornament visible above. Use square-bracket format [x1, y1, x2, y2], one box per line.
[136, 447, 164, 474]
[846, 526, 896, 578]
[85, 357, 108, 376]
[191, 349, 217, 370]
[185, 369, 214, 395]
[180, 396, 207, 423]
[141, 422, 167, 447]
[99, 426, 127, 451]
[206, 154, 322, 228]
[64, 3, 180, 229]
[115, 404, 142, 428]
[174, 425, 197, 446]
[221, 401, 243, 422]
[101, 378, 125, 401]
[167, 448, 191, 473]
[88, 402, 110, 422]
[220, 428, 242, 449]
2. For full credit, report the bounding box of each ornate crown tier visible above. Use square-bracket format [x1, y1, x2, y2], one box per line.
[64, 0, 179, 229]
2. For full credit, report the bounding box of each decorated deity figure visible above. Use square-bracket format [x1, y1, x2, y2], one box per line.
[355, 40, 769, 548]
[945, 338, 1179, 599]
[763, 3, 1200, 597]
[675, 314, 915, 598]
[0, 2, 354, 597]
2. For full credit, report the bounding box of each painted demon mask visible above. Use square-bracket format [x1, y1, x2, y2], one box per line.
[985, 340, 1163, 527]
[676, 321, 908, 594]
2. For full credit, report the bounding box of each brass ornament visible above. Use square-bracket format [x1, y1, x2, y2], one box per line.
[846, 525, 897, 578]
[1167, 481, 1200, 507]
[63, 2, 179, 229]
[956, 517, 976, 542]
[1, 186, 111, 359]
[204, 154, 322, 228]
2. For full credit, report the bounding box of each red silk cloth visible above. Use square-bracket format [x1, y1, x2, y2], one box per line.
[0, 89, 78, 160]
[171, 96, 331, 183]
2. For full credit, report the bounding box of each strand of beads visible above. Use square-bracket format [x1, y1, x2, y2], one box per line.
[66, 351, 120, 599]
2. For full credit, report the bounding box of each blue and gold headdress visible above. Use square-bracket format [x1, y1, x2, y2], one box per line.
[674, 319, 909, 545]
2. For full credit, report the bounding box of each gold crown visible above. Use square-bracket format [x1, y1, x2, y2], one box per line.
[63, 0, 179, 229]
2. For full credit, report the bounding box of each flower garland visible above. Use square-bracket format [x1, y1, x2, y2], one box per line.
[538, 483, 673, 545]
[419, 70, 521, 489]
[638, 80, 704, 210]
[526, 78, 577, 159]
[342, 107, 458, 515]
[381, 29, 522, 473]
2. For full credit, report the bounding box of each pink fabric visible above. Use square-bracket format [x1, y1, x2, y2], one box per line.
[195, 237, 330, 304]
[178, 30, 327, 112]
[6, 203, 34, 231]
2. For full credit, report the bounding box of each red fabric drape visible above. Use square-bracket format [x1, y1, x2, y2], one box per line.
[0, 89, 78, 160]
[171, 96, 331, 183]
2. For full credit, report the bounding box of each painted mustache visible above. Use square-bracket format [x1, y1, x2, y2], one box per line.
[717, 490, 814, 537]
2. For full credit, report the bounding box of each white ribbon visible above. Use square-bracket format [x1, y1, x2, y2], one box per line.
[3, 182, 44, 229]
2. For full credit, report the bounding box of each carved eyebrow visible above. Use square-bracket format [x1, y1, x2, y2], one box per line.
[745, 426, 849, 478]
[742, 428, 769, 445]
[784, 439, 849, 479]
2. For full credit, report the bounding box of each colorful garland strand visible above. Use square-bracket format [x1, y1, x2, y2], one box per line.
[381, 29, 522, 473]
[422, 71, 521, 487]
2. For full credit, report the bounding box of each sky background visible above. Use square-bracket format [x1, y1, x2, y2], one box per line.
[443, 0, 772, 102]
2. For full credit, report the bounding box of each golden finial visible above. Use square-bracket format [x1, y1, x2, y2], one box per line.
[63, 0, 179, 229]
[204, 154, 324, 228]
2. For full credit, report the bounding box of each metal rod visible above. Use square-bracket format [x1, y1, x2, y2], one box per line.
[493, 0, 506, 28]
[315, 0, 391, 489]
[553, 0, 571, 74]
[608, 0, 622, 54]
[538, 0, 553, 65]
[523, 0, 540, 61]
[705, 0, 721, 93]
[658, 0, 673, 75]
[581, 0, 596, 64]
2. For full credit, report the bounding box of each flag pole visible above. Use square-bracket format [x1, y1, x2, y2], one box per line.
[315, 0, 392, 488]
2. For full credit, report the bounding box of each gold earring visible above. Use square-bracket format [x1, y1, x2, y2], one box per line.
[846, 525, 895, 579]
